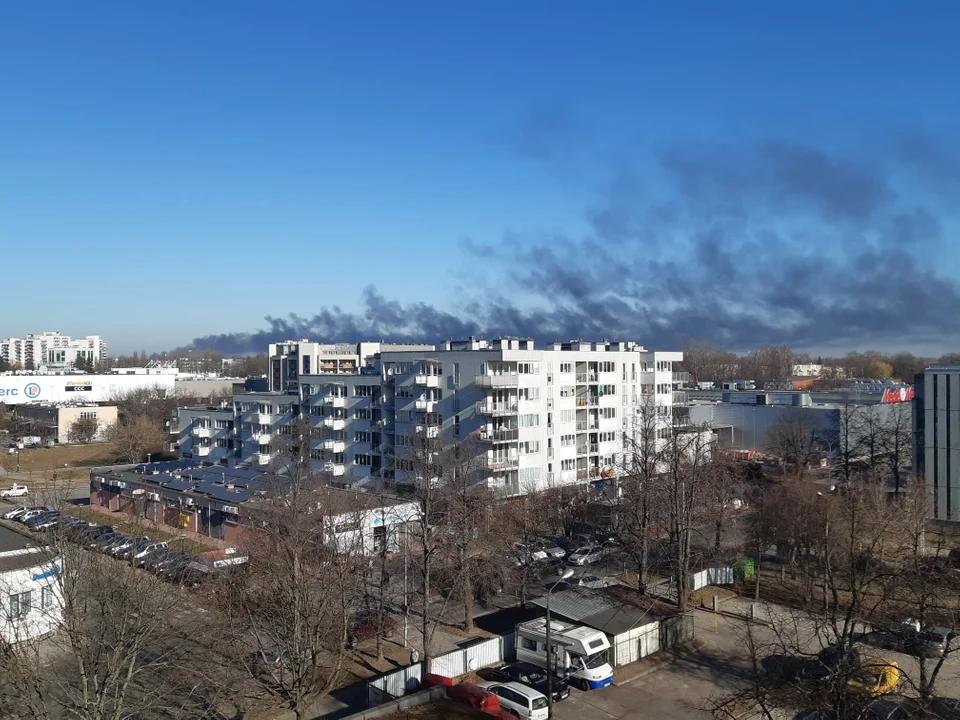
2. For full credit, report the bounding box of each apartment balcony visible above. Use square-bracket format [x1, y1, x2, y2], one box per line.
[483, 456, 519, 471]
[415, 374, 440, 388]
[575, 420, 588, 431]
[577, 468, 601, 480]
[164, 441, 179, 454]
[323, 418, 346, 431]
[257, 453, 273, 465]
[476, 401, 519, 416]
[415, 424, 440, 438]
[479, 428, 519, 443]
[323, 439, 346, 453]
[576, 373, 598, 384]
[191, 427, 213, 438]
[575, 396, 599, 408]
[415, 399, 436, 412]
[475, 374, 519, 388]
[166, 420, 179, 435]
[589, 443, 599, 454]
[323, 462, 346, 477]
[252, 432, 272, 444]
[196, 446, 211, 457]
[257, 413, 275, 425]
[322, 395, 347, 408]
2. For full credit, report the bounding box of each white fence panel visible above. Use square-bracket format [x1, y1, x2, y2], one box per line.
[429, 650, 466, 679]
[612, 621, 660, 666]
[465, 637, 501, 671]
[375, 664, 423, 698]
[689, 566, 733, 591]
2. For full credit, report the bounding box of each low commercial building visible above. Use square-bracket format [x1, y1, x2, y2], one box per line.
[0, 526, 62, 644]
[0, 373, 176, 406]
[89, 462, 418, 552]
[14, 403, 117, 443]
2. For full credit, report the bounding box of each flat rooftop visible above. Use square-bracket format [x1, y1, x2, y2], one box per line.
[0, 524, 36, 554]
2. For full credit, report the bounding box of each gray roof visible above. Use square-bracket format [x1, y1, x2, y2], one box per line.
[0, 524, 36, 554]
[532, 587, 668, 636]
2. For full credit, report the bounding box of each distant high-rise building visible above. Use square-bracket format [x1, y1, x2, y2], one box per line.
[0, 332, 107, 370]
[914, 365, 960, 521]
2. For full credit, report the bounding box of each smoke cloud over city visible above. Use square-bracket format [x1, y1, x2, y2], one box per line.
[187, 133, 960, 355]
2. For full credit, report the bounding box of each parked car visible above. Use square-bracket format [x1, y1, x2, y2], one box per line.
[570, 574, 611, 589]
[477, 681, 549, 720]
[116, 537, 153, 560]
[93, 533, 127, 552]
[25, 511, 60, 531]
[487, 662, 570, 703]
[848, 659, 900, 697]
[18, 507, 51, 523]
[535, 539, 566, 559]
[904, 626, 956, 658]
[0, 484, 28, 498]
[132, 541, 169, 565]
[145, 549, 192, 573]
[99, 534, 133, 554]
[2, 505, 32, 520]
[512, 542, 548, 565]
[557, 534, 594, 553]
[70, 525, 113, 543]
[567, 543, 605, 566]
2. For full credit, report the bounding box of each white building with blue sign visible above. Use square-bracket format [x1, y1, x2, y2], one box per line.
[0, 526, 62, 644]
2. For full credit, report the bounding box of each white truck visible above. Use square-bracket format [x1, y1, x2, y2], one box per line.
[515, 618, 614, 691]
[0, 484, 29, 498]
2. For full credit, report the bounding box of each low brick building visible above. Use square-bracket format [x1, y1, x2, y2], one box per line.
[89, 462, 418, 551]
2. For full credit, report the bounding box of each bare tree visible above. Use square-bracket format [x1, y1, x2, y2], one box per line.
[67, 416, 99, 444]
[766, 415, 820, 479]
[107, 413, 166, 463]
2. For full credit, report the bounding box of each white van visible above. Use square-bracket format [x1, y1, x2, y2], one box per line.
[477, 681, 548, 720]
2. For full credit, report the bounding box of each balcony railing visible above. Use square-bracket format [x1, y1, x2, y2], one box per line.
[479, 428, 519, 443]
[483, 455, 518, 470]
[415, 399, 436, 412]
[415, 374, 440, 388]
[196, 446, 211, 457]
[191, 427, 213, 438]
[323, 418, 346, 430]
[256, 413, 275, 424]
[577, 468, 601, 480]
[576, 373, 598, 383]
[257, 453, 273, 465]
[323, 462, 345, 477]
[323, 439, 346, 453]
[322, 395, 346, 408]
[475, 374, 519, 388]
[415, 425, 440, 438]
[575, 396, 599, 407]
[476, 401, 519, 415]
[575, 421, 588, 431]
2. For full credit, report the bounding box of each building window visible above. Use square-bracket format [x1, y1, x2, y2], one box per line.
[560, 363, 572, 374]
[41, 587, 54, 609]
[355, 408, 372, 420]
[79, 411, 97, 420]
[354, 431, 371, 443]
[9, 590, 31, 620]
[354, 454, 371, 466]
[521, 638, 537, 651]
[519, 414, 540, 427]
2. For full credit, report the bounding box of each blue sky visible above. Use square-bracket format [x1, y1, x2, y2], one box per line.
[2, 2, 959, 354]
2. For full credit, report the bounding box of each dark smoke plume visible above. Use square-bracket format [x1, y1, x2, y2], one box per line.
[186, 134, 960, 355]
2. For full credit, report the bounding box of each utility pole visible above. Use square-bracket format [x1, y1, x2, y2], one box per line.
[546, 569, 573, 719]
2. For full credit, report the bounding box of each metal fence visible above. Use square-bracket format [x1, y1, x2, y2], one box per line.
[367, 636, 506, 707]
[612, 621, 661, 666]
[689, 566, 734, 591]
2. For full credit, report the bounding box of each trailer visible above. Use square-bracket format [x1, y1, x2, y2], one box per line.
[515, 618, 614, 691]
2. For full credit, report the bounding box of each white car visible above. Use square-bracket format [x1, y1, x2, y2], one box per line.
[2, 505, 31, 520]
[571, 574, 612, 589]
[536, 539, 566, 558]
[513, 542, 548, 565]
[478, 681, 549, 720]
[0, 484, 28, 498]
[567, 544, 604, 566]
[18, 508, 50, 522]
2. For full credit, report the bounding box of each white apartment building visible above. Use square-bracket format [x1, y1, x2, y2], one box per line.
[268, 340, 434, 392]
[0, 332, 107, 371]
[176, 338, 682, 496]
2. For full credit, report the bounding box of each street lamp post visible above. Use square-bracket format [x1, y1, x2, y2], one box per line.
[546, 568, 574, 719]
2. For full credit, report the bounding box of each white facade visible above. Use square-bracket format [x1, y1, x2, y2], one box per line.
[0, 546, 63, 644]
[0, 374, 175, 406]
[177, 338, 682, 497]
[0, 332, 107, 370]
